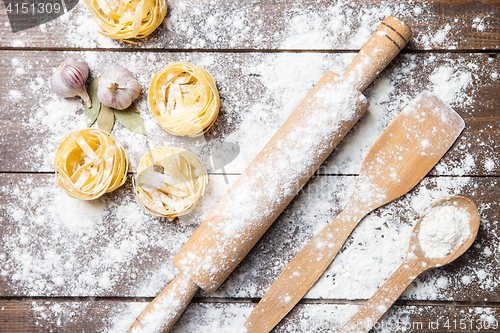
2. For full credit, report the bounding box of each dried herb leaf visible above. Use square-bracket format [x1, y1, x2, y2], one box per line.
[115, 103, 147, 135]
[83, 77, 101, 127]
[98, 105, 115, 133]
[125, 102, 141, 113]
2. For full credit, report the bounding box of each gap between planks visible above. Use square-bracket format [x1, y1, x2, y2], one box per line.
[1, 296, 500, 308]
[1, 172, 499, 179]
[0, 47, 499, 55]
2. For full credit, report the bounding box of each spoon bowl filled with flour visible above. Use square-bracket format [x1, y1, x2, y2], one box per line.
[411, 196, 480, 266]
[338, 196, 480, 333]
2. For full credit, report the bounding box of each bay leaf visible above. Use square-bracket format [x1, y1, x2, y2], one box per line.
[98, 105, 115, 133]
[115, 103, 147, 135]
[125, 102, 141, 113]
[83, 77, 101, 127]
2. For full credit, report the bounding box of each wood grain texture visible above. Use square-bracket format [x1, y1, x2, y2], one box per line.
[0, 0, 499, 329]
[0, 51, 498, 176]
[0, 301, 33, 332]
[147, 16, 413, 320]
[241, 92, 466, 333]
[1, 173, 499, 302]
[2, 299, 500, 332]
[0, 0, 499, 50]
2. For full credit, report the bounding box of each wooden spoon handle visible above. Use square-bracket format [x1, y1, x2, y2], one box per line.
[129, 273, 199, 333]
[241, 202, 371, 333]
[343, 16, 412, 92]
[338, 259, 422, 333]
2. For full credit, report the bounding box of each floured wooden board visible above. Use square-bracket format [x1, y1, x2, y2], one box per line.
[1, 173, 499, 302]
[1, 0, 500, 330]
[0, 0, 499, 50]
[2, 300, 500, 332]
[0, 51, 499, 175]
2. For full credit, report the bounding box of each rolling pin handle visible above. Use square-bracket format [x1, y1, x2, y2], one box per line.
[129, 273, 199, 333]
[342, 16, 412, 92]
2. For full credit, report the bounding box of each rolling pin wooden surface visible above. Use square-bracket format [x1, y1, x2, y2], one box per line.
[239, 91, 466, 333]
[129, 16, 412, 333]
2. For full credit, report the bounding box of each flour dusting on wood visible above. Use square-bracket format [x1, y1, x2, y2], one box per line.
[0, 2, 498, 331]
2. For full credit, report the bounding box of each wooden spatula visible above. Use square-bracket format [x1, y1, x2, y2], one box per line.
[239, 90, 465, 333]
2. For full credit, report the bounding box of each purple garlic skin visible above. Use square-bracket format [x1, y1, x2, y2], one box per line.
[50, 56, 91, 107]
[97, 66, 141, 110]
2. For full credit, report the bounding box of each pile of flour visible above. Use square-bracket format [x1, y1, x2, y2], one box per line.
[418, 204, 471, 259]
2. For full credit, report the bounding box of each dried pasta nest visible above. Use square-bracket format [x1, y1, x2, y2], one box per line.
[85, 0, 167, 40]
[149, 62, 220, 137]
[134, 146, 208, 220]
[54, 129, 128, 200]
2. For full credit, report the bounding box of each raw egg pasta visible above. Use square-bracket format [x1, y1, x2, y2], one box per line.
[134, 146, 208, 220]
[54, 129, 128, 200]
[149, 62, 220, 137]
[85, 0, 167, 40]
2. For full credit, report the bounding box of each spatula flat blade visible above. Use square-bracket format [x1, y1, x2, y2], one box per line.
[240, 91, 464, 333]
[352, 90, 465, 210]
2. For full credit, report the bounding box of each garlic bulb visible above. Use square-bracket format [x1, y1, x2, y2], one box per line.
[50, 57, 91, 107]
[98, 67, 141, 110]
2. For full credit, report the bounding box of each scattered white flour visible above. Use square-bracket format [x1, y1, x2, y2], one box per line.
[8, 89, 22, 100]
[436, 276, 448, 289]
[435, 152, 475, 176]
[472, 17, 486, 32]
[0, 2, 495, 331]
[432, 24, 452, 45]
[461, 275, 472, 285]
[484, 158, 495, 172]
[175, 76, 368, 292]
[101, 302, 360, 333]
[1, 0, 489, 52]
[418, 205, 470, 259]
[428, 65, 472, 105]
[11, 39, 25, 47]
[0, 48, 488, 331]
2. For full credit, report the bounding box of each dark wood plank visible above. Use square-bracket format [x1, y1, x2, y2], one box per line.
[0, 50, 498, 175]
[0, 301, 33, 332]
[1, 173, 499, 302]
[2, 299, 500, 332]
[0, 0, 499, 50]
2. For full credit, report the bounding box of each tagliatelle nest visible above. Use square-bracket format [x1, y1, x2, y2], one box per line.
[133, 146, 208, 220]
[149, 62, 220, 137]
[85, 0, 167, 40]
[54, 129, 128, 200]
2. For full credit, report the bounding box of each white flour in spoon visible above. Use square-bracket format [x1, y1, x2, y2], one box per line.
[418, 204, 471, 259]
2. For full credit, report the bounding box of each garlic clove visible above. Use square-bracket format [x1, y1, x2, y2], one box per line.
[97, 66, 141, 110]
[50, 57, 92, 108]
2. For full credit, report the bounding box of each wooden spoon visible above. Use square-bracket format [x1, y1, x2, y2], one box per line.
[339, 196, 480, 333]
[240, 91, 465, 333]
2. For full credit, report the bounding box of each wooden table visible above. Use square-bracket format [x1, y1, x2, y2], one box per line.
[1, 1, 499, 332]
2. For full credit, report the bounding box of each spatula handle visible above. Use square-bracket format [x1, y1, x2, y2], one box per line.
[240, 202, 371, 333]
[338, 259, 422, 333]
[343, 16, 412, 92]
[129, 273, 199, 333]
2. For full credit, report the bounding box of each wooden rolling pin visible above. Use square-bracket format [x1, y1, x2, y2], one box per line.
[129, 16, 412, 333]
